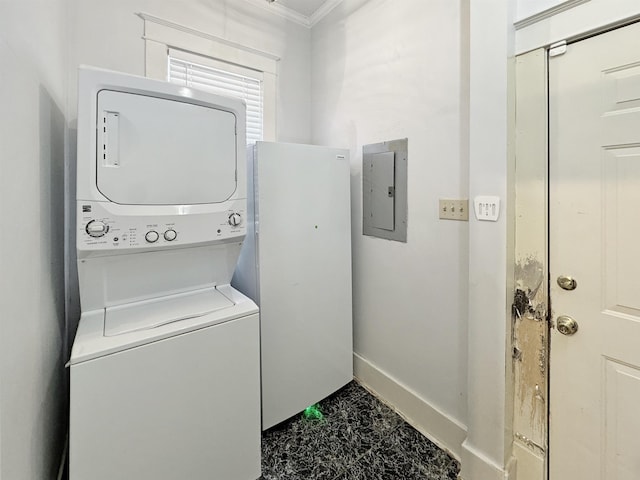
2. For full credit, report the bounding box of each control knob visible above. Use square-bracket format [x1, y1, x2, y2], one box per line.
[164, 229, 177, 241]
[228, 213, 242, 227]
[86, 220, 108, 238]
[145, 230, 159, 243]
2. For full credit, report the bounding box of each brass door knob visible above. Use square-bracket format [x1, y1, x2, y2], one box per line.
[557, 275, 577, 291]
[557, 315, 578, 336]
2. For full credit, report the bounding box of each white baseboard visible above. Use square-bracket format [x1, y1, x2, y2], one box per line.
[460, 440, 515, 480]
[506, 454, 518, 480]
[353, 353, 467, 460]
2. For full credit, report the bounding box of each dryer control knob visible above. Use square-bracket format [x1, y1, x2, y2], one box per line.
[164, 229, 177, 241]
[145, 230, 159, 243]
[86, 220, 108, 238]
[228, 213, 242, 227]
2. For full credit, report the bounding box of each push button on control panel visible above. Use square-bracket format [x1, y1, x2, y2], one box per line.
[145, 230, 159, 243]
[164, 229, 177, 241]
[86, 220, 108, 238]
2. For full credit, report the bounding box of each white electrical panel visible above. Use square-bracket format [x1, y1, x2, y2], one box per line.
[362, 138, 408, 242]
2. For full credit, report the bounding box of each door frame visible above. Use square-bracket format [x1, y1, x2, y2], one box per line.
[512, 17, 640, 480]
[513, 47, 549, 480]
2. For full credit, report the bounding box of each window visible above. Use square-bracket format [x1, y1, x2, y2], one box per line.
[140, 12, 278, 142]
[168, 53, 264, 144]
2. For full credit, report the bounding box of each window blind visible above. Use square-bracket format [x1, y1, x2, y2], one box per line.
[168, 56, 263, 144]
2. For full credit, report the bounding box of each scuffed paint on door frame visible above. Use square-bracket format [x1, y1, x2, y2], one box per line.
[512, 48, 549, 480]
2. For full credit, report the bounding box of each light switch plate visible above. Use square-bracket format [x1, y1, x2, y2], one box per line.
[473, 196, 500, 221]
[439, 199, 469, 221]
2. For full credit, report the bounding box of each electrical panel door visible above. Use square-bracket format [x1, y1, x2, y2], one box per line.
[362, 138, 408, 242]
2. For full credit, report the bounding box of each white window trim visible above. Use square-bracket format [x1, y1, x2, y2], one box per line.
[138, 12, 279, 141]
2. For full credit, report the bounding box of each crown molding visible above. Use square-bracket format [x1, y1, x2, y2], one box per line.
[309, 0, 344, 26]
[242, 0, 344, 28]
[514, 0, 590, 30]
[243, 0, 310, 27]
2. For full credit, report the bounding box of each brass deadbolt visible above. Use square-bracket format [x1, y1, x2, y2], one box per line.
[557, 275, 577, 291]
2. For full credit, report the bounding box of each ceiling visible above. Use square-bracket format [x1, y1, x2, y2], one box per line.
[274, 0, 330, 17]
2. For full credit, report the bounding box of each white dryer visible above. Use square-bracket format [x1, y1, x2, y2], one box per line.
[69, 67, 260, 480]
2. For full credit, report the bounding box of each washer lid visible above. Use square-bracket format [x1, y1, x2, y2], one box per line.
[104, 287, 234, 336]
[70, 285, 259, 365]
[96, 89, 238, 205]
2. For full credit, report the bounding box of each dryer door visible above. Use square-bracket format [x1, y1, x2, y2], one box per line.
[96, 90, 237, 205]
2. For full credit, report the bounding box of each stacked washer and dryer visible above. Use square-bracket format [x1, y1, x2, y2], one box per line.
[69, 67, 261, 480]
[69, 66, 354, 480]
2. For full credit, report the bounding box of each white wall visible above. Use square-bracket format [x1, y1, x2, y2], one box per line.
[311, 0, 469, 448]
[0, 0, 68, 478]
[65, 0, 313, 335]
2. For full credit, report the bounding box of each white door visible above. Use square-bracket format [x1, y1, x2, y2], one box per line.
[549, 22, 640, 480]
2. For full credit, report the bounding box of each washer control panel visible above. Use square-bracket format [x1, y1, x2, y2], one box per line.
[77, 201, 247, 253]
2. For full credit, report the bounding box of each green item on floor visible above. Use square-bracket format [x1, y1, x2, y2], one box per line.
[303, 404, 324, 420]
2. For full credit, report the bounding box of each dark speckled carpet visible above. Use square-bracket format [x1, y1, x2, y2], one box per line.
[260, 381, 460, 480]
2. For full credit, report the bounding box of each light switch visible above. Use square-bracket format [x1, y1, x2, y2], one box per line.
[473, 196, 500, 221]
[439, 199, 469, 221]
